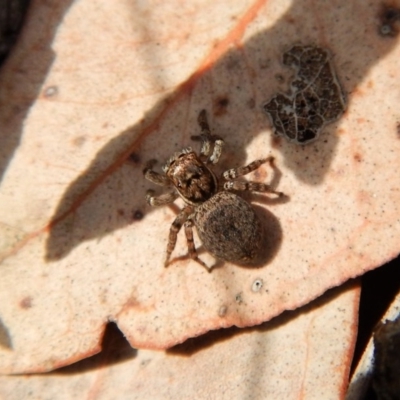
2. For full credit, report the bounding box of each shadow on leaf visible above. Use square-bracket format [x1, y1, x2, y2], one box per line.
[45, 0, 397, 266]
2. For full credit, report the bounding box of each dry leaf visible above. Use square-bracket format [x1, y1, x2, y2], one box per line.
[0, 283, 359, 399]
[0, 0, 399, 373]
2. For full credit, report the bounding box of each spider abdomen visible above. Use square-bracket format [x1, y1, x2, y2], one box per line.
[194, 191, 263, 264]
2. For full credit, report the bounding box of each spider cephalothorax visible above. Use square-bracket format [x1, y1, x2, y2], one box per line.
[144, 110, 282, 271]
[163, 149, 218, 205]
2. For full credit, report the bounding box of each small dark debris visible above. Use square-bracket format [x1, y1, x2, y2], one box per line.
[353, 153, 363, 163]
[19, 296, 32, 309]
[140, 359, 151, 368]
[271, 135, 282, 148]
[128, 152, 141, 164]
[213, 96, 230, 116]
[378, 5, 400, 37]
[133, 210, 144, 221]
[235, 292, 243, 305]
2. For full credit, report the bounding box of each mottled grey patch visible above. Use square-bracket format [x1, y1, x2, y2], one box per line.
[263, 45, 346, 144]
[235, 292, 243, 305]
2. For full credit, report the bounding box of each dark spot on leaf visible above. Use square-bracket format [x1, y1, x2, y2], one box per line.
[247, 98, 256, 109]
[20, 296, 33, 309]
[235, 292, 243, 304]
[133, 210, 144, 220]
[72, 135, 86, 147]
[140, 359, 151, 368]
[285, 16, 296, 24]
[378, 4, 400, 37]
[128, 152, 141, 164]
[225, 55, 240, 70]
[271, 135, 282, 148]
[213, 96, 229, 116]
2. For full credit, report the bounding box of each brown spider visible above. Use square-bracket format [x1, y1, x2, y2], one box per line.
[143, 110, 282, 271]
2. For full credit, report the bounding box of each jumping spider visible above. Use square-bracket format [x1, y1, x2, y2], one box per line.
[144, 110, 282, 271]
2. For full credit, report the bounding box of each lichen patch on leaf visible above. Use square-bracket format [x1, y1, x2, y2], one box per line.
[263, 45, 346, 144]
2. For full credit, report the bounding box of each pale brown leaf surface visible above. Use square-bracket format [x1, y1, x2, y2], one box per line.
[0, 283, 359, 400]
[0, 0, 399, 373]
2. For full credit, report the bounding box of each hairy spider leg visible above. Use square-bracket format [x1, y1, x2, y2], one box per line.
[223, 157, 272, 179]
[223, 156, 283, 196]
[143, 160, 171, 187]
[165, 206, 193, 267]
[146, 189, 178, 207]
[184, 219, 210, 271]
[196, 109, 224, 165]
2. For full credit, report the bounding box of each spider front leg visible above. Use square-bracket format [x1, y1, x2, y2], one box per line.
[223, 156, 283, 196]
[195, 110, 224, 165]
[184, 218, 211, 272]
[146, 189, 178, 207]
[165, 206, 193, 267]
[144, 160, 178, 206]
[143, 159, 171, 187]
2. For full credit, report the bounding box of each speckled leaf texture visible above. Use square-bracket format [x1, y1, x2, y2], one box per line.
[0, 0, 399, 378]
[0, 283, 359, 400]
